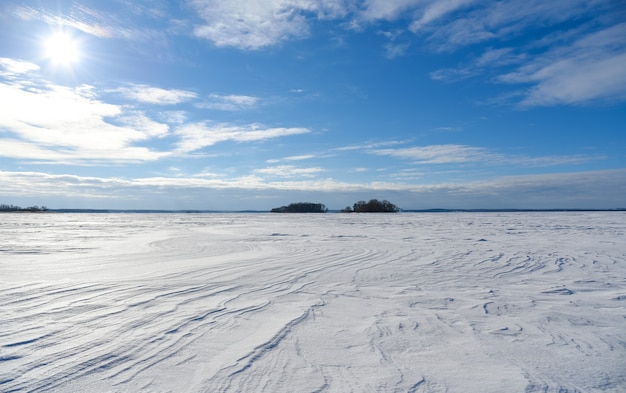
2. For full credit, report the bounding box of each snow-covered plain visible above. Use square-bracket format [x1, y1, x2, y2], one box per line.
[1, 212, 625, 392]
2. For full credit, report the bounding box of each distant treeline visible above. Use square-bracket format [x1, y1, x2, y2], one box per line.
[271, 199, 400, 213]
[0, 204, 48, 212]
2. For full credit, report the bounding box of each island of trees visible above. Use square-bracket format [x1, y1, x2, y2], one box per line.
[271, 202, 328, 213]
[341, 199, 399, 213]
[271, 199, 399, 213]
[0, 204, 48, 212]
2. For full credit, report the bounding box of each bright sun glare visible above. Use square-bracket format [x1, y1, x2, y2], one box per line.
[44, 33, 80, 65]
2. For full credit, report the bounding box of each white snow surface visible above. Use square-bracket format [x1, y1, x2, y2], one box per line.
[1, 212, 625, 392]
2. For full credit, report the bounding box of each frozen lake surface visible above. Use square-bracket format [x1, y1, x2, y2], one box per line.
[1, 212, 625, 392]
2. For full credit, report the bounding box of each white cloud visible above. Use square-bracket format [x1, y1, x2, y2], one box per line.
[175, 122, 310, 153]
[198, 94, 260, 111]
[0, 60, 313, 164]
[189, 0, 357, 49]
[188, 0, 434, 50]
[0, 58, 40, 77]
[0, 73, 170, 164]
[183, 0, 472, 50]
[116, 111, 170, 138]
[159, 110, 188, 125]
[114, 84, 197, 105]
[190, 0, 310, 49]
[0, 139, 72, 162]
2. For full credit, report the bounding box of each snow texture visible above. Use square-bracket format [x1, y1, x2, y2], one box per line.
[1, 212, 625, 392]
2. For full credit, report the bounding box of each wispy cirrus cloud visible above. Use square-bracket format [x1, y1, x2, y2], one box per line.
[372, 144, 597, 167]
[356, 0, 421, 22]
[254, 165, 324, 178]
[266, 154, 322, 164]
[174, 122, 310, 153]
[413, 0, 598, 50]
[333, 139, 408, 152]
[430, 47, 526, 82]
[113, 84, 197, 105]
[499, 23, 626, 106]
[421, 1, 626, 106]
[197, 94, 260, 111]
[374, 144, 490, 164]
[408, 0, 477, 32]
[9, 4, 113, 38]
[7, 2, 172, 41]
[283, 154, 317, 161]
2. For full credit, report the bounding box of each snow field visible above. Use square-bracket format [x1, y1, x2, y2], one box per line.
[1, 212, 625, 392]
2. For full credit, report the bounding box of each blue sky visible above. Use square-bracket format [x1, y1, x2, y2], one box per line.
[1, 0, 625, 210]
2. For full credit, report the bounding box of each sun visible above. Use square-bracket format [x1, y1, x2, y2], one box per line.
[44, 32, 80, 65]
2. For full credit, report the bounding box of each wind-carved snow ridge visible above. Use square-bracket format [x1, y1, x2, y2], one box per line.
[232, 304, 322, 373]
[0, 212, 625, 392]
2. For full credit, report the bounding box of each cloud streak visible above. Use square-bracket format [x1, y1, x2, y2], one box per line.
[254, 165, 324, 178]
[8, 2, 173, 41]
[422, 3, 626, 105]
[197, 94, 260, 111]
[2, 168, 624, 209]
[372, 144, 597, 167]
[501, 23, 626, 106]
[113, 84, 197, 105]
[373, 144, 489, 164]
[174, 122, 310, 153]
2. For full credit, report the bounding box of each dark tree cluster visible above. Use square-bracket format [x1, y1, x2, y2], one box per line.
[342, 199, 399, 213]
[271, 202, 328, 213]
[271, 199, 400, 213]
[0, 204, 48, 212]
